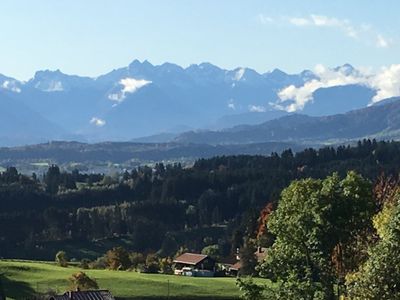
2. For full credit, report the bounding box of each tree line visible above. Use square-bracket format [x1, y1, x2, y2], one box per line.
[1, 139, 400, 263]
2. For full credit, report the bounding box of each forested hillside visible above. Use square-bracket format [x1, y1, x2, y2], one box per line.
[176, 98, 400, 145]
[1, 139, 400, 261]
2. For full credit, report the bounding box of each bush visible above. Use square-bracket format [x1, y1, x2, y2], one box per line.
[106, 247, 131, 270]
[159, 257, 173, 274]
[69, 271, 98, 290]
[144, 254, 160, 274]
[89, 256, 107, 269]
[201, 244, 221, 260]
[236, 277, 265, 300]
[80, 259, 91, 269]
[55, 251, 68, 267]
[129, 252, 145, 269]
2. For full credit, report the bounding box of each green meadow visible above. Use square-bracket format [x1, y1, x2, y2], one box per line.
[0, 260, 269, 299]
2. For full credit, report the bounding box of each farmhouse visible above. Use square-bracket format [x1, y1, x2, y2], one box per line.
[173, 253, 216, 277]
[49, 290, 115, 300]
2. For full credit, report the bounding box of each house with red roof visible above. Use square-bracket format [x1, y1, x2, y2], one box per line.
[173, 253, 216, 277]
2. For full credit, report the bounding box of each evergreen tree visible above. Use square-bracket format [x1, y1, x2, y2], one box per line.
[239, 239, 257, 276]
[45, 165, 61, 194]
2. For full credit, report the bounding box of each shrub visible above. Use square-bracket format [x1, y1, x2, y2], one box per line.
[55, 251, 68, 267]
[89, 256, 107, 269]
[129, 252, 145, 269]
[80, 259, 91, 269]
[159, 257, 173, 274]
[69, 271, 98, 290]
[145, 254, 160, 274]
[106, 247, 131, 270]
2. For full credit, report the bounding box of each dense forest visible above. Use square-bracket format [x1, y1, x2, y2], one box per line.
[1, 139, 400, 263]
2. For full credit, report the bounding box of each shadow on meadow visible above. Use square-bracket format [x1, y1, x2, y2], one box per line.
[1, 273, 36, 299]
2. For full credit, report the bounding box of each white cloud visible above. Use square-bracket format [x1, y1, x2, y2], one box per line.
[1, 80, 21, 93]
[289, 17, 310, 26]
[90, 117, 106, 127]
[228, 99, 236, 110]
[288, 14, 359, 40]
[376, 34, 389, 48]
[369, 65, 400, 102]
[108, 77, 152, 102]
[108, 93, 123, 102]
[233, 68, 245, 81]
[258, 14, 274, 24]
[277, 64, 400, 111]
[121, 78, 151, 93]
[35, 81, 64, 92]
[259, 13, 393, 49]
[50, 81, 64, 92]
[249, 105, 266, 112]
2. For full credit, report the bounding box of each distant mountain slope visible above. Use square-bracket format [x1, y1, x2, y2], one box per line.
[211, 110, 289, 130]
[175, 98, 400, 145]
[0, 92, 68, 146]
[131, 132, 179, 143]
[302, 84, 375, 116]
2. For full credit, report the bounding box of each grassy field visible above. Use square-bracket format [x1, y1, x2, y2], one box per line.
[0, 260, 268, 299]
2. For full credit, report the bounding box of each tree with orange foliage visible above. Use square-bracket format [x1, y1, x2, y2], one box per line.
[256, 202, 274, 248]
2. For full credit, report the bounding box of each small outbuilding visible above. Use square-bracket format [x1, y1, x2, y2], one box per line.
[49, 290, 115, 300]
[228, 261, 242, 276]
[173, 253, 216, 277]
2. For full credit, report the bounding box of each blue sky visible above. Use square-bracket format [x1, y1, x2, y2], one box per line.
[1, 0, 399, 80]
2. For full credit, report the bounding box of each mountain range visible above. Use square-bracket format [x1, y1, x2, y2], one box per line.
[0, 60, 380, 146]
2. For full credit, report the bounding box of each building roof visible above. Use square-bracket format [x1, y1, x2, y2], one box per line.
[218, 256, 239, 265]
[255, 247, 267, 262]
[229, 261, 242, 271]
[49, 290, 115, 300]
[173, 253, 210, 265]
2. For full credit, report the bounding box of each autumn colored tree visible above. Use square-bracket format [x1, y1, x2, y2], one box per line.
[256, 202, 274, 247]
[346, 187, 400, 299]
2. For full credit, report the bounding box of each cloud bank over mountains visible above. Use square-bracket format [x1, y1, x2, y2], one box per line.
[276, 63, 400, 112]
